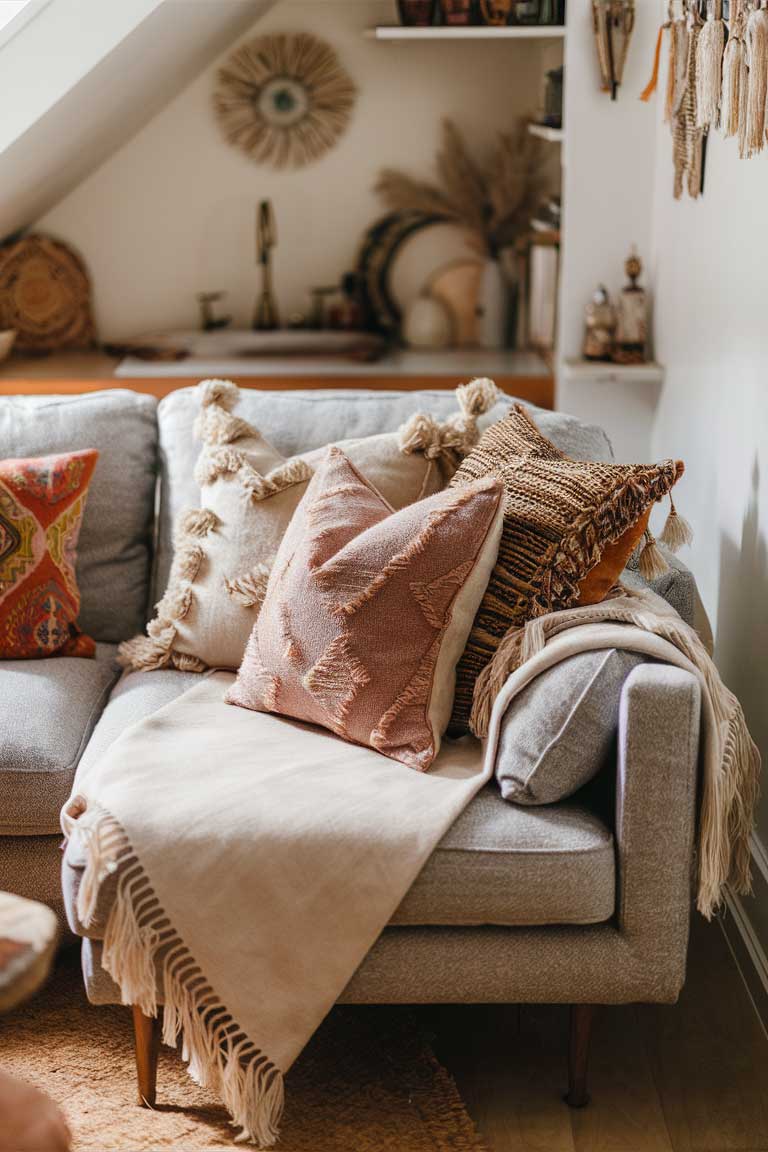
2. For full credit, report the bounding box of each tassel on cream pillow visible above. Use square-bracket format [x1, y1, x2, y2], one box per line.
[119, 377, 499, 673]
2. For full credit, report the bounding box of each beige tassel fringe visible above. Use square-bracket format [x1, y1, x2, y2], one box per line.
[738, 32, 751, 156]
[745, 6, 768, 155]
[638, 530, 670, 580]
[72, 806, 285, 1145]
[722, 0, 746, 140]
[398, 377, 499, 464]
[467, 587, 761, 920]
[696, 7, 725, 129]
[224, 563, 273, 608]
[660, 497, 694, 550]
[722, 34, 745, 138]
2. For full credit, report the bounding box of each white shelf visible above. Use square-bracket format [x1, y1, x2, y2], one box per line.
[365, 25, 566, 40]
[561, 358, 664, 385]
[528, 123, 564, 143]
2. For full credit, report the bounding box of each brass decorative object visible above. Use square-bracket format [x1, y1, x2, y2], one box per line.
[254, 200, 279, 330]
[213, 33, 356, 169]
[591, 0, 635, 100]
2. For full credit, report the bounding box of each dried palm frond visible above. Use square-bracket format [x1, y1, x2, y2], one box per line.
[487, 123, 548, 250]
[374, 118, 549, 257]
[435, 120, 489, 240]
[374, 171, 455, 220]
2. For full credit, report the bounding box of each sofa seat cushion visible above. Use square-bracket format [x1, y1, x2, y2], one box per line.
[63, 668, 615, 933]
[0, 644, 119, 835]
[392, 786, 615, 927]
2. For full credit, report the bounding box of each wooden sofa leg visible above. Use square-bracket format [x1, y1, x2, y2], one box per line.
[132, 1006, 161, 1107]
[565, 1003, 594, 1109]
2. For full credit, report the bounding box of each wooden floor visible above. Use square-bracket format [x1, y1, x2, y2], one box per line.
[429, 915, 768, 1152]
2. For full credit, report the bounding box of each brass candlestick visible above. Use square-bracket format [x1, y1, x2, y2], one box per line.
[253, 200, 279, 330]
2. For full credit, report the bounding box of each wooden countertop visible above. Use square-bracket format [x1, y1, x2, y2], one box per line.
[0, 348, 554, 408]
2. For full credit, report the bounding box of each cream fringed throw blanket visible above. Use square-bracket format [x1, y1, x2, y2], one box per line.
[472, 585, 761, 920]
[63, 676, 493, 1146]
[63, 588, 760, 1146]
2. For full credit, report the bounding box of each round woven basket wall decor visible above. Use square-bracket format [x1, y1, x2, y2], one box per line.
[0, 234, 96, 353]
[213, 32, 357, 169]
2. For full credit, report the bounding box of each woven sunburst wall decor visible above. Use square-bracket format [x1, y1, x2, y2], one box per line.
[213, 32, 357, 169]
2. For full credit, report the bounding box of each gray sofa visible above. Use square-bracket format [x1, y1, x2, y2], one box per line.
[0, 386, 701, 1110]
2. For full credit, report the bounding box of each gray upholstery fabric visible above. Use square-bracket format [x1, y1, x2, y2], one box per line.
[393, 788, 615, 926]
[0, 391, 158, 641]
[622, 547, 698, 628]
[154, 388, 614, 599]
[77, 662, 699, 1008]
[63, 777, 615, 936]
[0, 835, 67, 922]
[0, 644, 119, 836]
[496, 649, 645, 804]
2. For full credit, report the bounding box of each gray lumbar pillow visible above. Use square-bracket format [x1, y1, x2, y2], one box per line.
[496, 649, 646, 805]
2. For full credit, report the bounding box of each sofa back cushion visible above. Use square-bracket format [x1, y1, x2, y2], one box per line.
[155, 387, 614, 600]
[0, 392, 157, 642]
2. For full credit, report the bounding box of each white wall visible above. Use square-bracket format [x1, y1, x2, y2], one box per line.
[38, 0, 556, 341]
[556, 1, 659, 460]
[650, 27, 768, 958]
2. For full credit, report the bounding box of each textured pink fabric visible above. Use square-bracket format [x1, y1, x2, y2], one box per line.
[227, 447, 502, 770]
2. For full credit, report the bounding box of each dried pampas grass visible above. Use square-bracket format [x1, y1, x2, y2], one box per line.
[376, 119, 547, 257]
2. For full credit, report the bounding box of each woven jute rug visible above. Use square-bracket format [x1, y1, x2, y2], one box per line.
[1, 950, 488, 1151]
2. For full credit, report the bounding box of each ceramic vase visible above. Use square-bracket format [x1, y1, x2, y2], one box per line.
[403, 293, 453, 349]
[477, 258, 507, 349]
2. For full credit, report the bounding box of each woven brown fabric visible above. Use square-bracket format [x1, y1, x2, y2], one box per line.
[448, 405, 683, 730]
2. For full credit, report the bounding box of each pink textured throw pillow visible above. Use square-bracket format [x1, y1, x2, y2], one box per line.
[226, 447, 503, 770]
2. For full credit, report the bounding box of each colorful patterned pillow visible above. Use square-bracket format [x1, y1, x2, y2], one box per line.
[449, 405, 684, 732]
[226, 447, 504, 771]
[0, 450, 98, 659]
[119, 377, 499, 674]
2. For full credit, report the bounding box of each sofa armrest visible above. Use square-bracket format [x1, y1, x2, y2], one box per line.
[616, 664, 700, 963]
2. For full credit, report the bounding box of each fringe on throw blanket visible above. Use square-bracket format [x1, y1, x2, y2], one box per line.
[470, 586, 761, 921]
[69, 805, 284, 1146]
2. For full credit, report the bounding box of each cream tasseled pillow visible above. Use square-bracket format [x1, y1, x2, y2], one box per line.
[226, 447, 504, 770]
[119, 377, 499, 673]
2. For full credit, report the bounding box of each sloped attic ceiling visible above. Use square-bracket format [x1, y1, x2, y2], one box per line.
[0, 0, 276, 242]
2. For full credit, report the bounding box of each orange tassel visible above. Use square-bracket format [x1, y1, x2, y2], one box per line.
[641, 22, 669, 103]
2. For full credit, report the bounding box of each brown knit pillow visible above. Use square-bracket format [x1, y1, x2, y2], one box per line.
[449, 405, 684, 732]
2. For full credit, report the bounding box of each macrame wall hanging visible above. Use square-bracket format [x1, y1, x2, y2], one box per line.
[213, 33, 357, 169]
[643, 1, 768, 200]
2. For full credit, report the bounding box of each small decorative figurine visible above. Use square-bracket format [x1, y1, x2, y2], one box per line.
[613, 247, 647, 364]
[582, 285, 617, 361]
